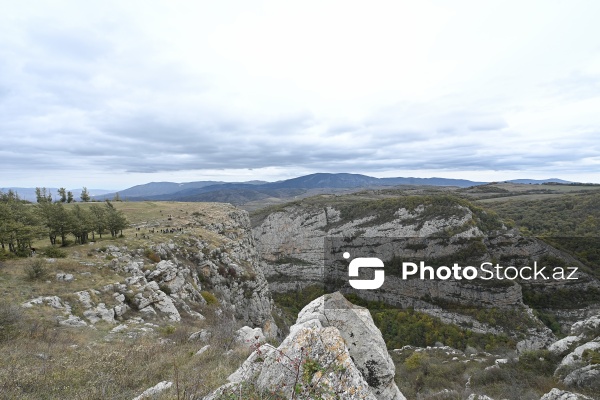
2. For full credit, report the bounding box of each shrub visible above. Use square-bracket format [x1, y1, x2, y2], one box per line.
[201, 291, 219, 305]
[0, 302, 22, 341]
[144, 249, 161, 263]
[583, 349, 600, 365]
[25, 259, 48, 281]
[43, 246, 67, 258]
[404, 352, 428, 371]
[160, 325, 176, 335]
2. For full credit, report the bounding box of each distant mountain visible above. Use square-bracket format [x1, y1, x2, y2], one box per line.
[98, 181, 225, 199]
[266, 173, 382, 189]
[104, 173, 487, 204]
[98, 180, 268, 200]
[506, 178, 573, 184]
[0, 187, 114, 203]
[263, 173, 487, 190]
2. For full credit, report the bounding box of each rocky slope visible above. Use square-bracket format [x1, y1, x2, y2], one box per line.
[21, 203, 277, 337]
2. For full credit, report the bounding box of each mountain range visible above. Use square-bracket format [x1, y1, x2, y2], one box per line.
[2, 174, 575, 204]
[95, 173, 488, 203]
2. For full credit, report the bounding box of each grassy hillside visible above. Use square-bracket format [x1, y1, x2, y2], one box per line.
[0, 201, 259, 399]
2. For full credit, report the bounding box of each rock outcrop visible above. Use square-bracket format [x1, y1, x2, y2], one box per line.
[552, 314, 600, 393]
[206, 292, 405, 400]
[539, 388, 595, 400]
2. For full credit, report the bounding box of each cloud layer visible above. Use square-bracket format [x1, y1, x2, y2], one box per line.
[1, 0, 600, 188]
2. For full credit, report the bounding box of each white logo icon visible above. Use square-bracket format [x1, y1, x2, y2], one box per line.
[344, 252, 385, 290]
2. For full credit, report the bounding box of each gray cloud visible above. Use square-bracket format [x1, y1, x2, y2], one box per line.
[1, 1, 599, 188]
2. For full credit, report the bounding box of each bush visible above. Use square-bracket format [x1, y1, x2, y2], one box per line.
[201, 291, 219, 305]
[0, 302, 22, 341]
[404, 352, 428, 371]
[144, 249, 161, 263]
[160, 325, 176, 335]
[25, 259, 48, 281]
[43, 246, 67, 258]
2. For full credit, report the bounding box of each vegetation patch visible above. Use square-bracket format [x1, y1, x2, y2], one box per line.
[24, 259, 48, 281]
[144, 248, 161, 263]
[201, 291, 219, 305]
[42, 246, 67, 258]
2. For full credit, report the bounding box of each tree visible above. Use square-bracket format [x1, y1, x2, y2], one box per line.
[1, 191, 42, 255]
[104, 200, 128, 237]
[113, 192, 121, 202]
[58, 188, 67, 203]
[67, 191, 74, 203]
[37, 202, 72, 246]
[89, 204, 106, 240]
[70, 205, 92, 244]
[80, 187, 91, 202]
[35, 187, 52, 203]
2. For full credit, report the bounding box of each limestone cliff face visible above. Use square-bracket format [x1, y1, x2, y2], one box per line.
[253, 202, 484, 293]
[251, 197, 599, 346]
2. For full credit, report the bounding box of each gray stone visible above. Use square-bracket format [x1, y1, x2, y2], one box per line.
[132, 381, 172, 400]
[22, 296, 71, 314]
[549, 336, 582, 356]
[570, 315, 600, 338]
[59, 315, 88, 327]
[83, 303, 116, 324]
[56, 273, 74, 282]
[563, 364, 600, 390]
[195, 345, 210, 356]
[206, 292, 405, 400]
[76, 290, 94, 309]
[234, 326, 265, 350]
[466, 395, 495, 400]
[540, 388, 594, 400]
[558, 341, 600, 368]
[188, 329, 211, 342]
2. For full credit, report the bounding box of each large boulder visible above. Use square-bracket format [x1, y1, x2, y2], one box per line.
[205, 292, 405, 400]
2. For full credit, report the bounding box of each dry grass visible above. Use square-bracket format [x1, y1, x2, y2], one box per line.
[0, 305, 251, 399]
[0, 201, 266, 399]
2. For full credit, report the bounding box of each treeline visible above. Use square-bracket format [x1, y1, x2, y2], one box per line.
[0, 190, 127, 256]
[35, 186, 92, 203]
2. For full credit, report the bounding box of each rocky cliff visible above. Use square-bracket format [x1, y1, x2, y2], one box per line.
[251, 195, 600, 346]
[22, 203, 277, 336]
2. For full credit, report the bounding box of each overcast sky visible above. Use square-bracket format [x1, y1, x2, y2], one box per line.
[1, 0, 600, 190]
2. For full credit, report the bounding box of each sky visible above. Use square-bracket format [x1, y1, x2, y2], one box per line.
[1, 0, 600, 190]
